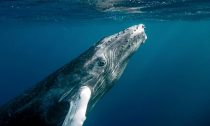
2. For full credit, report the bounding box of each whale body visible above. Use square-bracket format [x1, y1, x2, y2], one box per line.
[0, 24, 147, 126]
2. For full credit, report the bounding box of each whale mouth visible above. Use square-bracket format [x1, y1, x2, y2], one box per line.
[129, 24, 146, 39]
[95, 24, 147, 51]
[125, 24, 147, 51]
[97, 24, 147, 55]
[94, 24, 147, 61]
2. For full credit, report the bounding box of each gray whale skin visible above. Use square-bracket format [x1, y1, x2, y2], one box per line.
[0, 24, 147, 126]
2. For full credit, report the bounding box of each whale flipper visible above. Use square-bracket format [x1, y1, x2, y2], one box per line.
[62, 86, 91, 126]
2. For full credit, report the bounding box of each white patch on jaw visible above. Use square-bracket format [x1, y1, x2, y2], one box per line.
[62, 86, 91, 126]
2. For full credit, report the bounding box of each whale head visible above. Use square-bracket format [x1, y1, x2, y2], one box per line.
[78, 24, 147, 109]
[94, 24, 147, 80]
[60, 24, 147, 112]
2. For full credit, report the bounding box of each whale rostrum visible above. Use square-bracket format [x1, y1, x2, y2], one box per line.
[0, 24, 147, 126]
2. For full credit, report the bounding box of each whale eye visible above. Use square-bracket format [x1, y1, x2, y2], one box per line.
[97, 58, 106, 67]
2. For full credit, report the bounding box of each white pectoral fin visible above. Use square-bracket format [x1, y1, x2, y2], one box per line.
[62, 86, 91, 126]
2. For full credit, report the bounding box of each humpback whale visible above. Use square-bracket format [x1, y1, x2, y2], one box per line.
[0, 24, 147, 126]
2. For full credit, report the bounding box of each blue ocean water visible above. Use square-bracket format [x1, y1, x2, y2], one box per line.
[1, 0, 210, 126]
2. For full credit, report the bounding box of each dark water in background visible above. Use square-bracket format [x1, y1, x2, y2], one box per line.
[0, 0, 210, 126]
